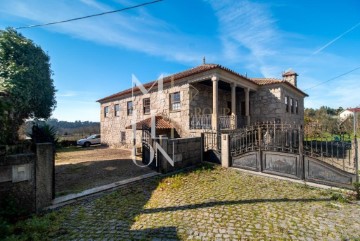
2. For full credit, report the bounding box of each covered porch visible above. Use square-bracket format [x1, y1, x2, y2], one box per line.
[189, 74, 257, 131]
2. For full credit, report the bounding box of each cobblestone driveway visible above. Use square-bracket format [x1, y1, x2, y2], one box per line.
[50, 165, 360, 240]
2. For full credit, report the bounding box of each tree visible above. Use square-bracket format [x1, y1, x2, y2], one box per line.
[0, 28, 56, 144]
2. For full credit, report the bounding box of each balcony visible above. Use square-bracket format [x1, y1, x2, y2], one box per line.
[190, 115, 237, 130]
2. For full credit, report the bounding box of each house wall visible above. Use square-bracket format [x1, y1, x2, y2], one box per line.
[250, 84, 304, 126]
[100, 80, 192, 148]
[100, 81, 305, 147]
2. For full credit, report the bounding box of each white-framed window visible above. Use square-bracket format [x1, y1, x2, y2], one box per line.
[143, 98, 150, 114]
[127, 101, 133, 116]
[170, 92, 180, 111]
[104, 106, 109, 117]
[114, 104, 120, 117]
[285, 96, 289, 113]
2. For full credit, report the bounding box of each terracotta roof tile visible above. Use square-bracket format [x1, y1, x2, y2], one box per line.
[348, 107, 360, 112]
[251, 78, 282, 85]
[97, 64, 252, 103]
[125, 116, 173, 130]
[251, 78, 308, 96]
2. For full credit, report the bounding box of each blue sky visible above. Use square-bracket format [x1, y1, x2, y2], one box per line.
[0, 0, 359, 121]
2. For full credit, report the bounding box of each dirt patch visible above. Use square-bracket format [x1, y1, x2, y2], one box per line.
[55, 146, 154, 196]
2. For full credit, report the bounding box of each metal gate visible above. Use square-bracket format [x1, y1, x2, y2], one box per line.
[203, 131, 221, 164]
[229, 122, 357, 188]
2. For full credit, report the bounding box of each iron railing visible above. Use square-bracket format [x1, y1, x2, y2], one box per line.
[230, 122, 300, 156]
[219, 115, 236, 129]
[204, 131, 221, 152]
[190, 114, 212, 129]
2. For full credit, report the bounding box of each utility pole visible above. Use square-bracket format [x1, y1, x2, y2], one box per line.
[355, 111, 358, 182]
[350, 108, 359, 182]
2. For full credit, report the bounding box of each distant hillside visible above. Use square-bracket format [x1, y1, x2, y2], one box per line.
[20, 119, 100, 140]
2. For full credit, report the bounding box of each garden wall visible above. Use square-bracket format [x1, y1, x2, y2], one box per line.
[157, 136, 203, 173]
[0, 143, 54, 214]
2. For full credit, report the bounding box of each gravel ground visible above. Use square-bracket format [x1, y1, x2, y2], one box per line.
[55, 147, 154, 196]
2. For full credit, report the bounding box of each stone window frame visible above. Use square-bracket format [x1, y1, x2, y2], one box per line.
[285, 96, 289, 113]
[143, 98, 150, 115]
[114, 104, 120, 117]
[120, 131, 126, 143]
[104, 106, 109, 117]
[170, 91, 181, 111]
[127, 101, 133, 116]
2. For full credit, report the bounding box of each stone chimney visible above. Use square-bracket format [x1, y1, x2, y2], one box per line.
[282, 70, 298, 87]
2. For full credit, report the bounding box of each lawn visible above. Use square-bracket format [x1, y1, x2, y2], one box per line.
[1, 164, 360, 240]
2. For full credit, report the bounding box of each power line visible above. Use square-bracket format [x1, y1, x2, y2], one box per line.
[15, 0, 163, 30]
[304, 66, 360, 91]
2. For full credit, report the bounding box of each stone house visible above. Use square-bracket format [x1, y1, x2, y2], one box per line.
[97, 63, 308, 147]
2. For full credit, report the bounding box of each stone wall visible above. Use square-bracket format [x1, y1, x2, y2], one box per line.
[0, 153, 36, 214]
[100, 80, 305, 147]
[100, 80, 192, 148]
[158, 136, 203, 174]
[0, 143, 54, 214]
[250, 84, 304, 126]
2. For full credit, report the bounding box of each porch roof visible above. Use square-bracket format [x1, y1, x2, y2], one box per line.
[97, 63, 255, 103]
[125, 116, 174, 130]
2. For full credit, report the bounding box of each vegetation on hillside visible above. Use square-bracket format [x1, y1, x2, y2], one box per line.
[304, 106, 358, 141]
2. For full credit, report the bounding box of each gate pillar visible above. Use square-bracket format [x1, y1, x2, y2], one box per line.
[221, 134, 230, 167]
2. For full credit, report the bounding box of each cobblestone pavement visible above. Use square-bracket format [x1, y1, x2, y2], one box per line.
[50, 165, 360, 240]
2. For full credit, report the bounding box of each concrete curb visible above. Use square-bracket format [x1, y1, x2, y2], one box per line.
[46, 172, 159, 210]
[230, 167, 350, 191]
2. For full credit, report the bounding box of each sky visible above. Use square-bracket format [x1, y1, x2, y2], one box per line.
[0, 0, 359, 122]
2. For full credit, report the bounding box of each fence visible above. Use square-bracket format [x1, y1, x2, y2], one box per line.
[221, 122, 358, 189]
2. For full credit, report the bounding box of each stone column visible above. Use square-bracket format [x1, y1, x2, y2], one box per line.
[212, 75, 219, 132]
[245, 87, 250, 125]
[36, 143, 54, 212]
[231, 83, 237, 129]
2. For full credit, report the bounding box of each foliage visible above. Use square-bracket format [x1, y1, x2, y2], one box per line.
[0, 28, 56, 144]
[304, 106, 358, 140]
[1, 211, 66, 241]
[330, 192, 349, 203]
[353, 182, 360, 200]
[29, 122, 58, 151]
[0, 195, 27, 223]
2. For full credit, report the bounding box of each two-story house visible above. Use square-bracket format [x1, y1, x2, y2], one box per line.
[97, 63, 308, 147]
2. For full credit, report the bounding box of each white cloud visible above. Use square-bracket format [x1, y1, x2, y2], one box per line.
[0, 0, 209, 64]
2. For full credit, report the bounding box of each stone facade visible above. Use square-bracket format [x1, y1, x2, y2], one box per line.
[100, 80, 192, 148]
[250, 84, 304, 126]
[99, 64, 307, 147]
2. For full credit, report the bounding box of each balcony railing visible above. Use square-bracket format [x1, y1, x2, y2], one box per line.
[190, 114, 212, 129]
[219, 115, 236, 129]
[190, 115, 237, 130]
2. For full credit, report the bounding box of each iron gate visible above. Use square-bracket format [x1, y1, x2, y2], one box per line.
[229, 122, 356, 188]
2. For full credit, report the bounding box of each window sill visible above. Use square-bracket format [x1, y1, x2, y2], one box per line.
[169, 110, 181, 113]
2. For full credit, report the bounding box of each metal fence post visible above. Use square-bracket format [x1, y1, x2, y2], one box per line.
[299, 126, 305, 180]
[200, 133, 204, 163]
[355, 137, 359, 183]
